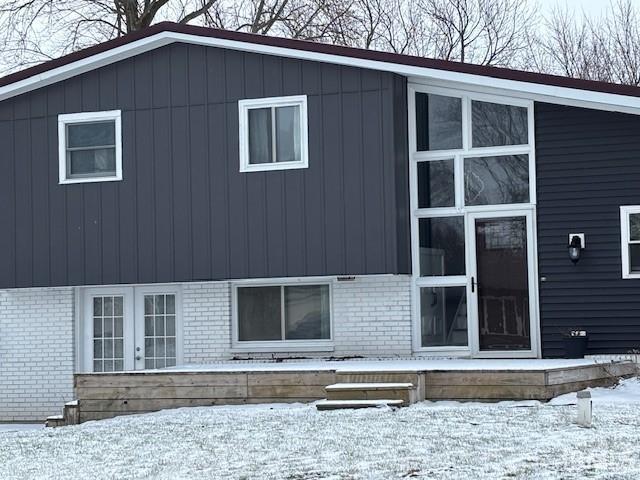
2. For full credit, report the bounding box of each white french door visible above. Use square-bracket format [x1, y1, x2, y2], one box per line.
[82, 286, 182, 372]
[466, 209, 539, 358]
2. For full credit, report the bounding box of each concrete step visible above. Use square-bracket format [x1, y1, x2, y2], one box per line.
[45, 415, 65, 428]
[325, 382, 418, 404]
[316, 399, 405, 410]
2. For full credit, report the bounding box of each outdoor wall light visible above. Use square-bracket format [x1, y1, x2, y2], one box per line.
[568, 233, 585, 264]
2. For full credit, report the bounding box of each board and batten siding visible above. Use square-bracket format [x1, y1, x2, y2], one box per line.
[0, 43, 410, 289]
[535, 102, 640, 356]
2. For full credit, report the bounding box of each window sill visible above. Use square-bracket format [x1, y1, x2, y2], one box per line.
[623, 273, 640, 279]
[231, 341, 334, 354]
[240, 161, 308, 173]
[60, 175, 122, 185]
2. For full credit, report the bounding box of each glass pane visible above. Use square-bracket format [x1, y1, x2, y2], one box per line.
[630, 244, 640, 273]
[166, 338, 176, 357]
[166, 295, 175, 314]
[104, 340, 113, 359]
[68, 148, 116, 176]
[114, 360, 124, 371]
[630, 214, 640, 241]
[67, 121, 115, 148]
[114, 339, 123, 358]
[155, 295, 165, 314]
[155, 338, 165, 358]
[417, 160, 455, 208]
[155, 317, 165, 336]
[93, 340, 103, 359]
[145, 359, 155, 369]
[275, 105, 301, 163]
[419, 217, 465, 276]
[420, 286, 467, 347]
[93, 297, 102, 316]
[114, 317, 123, 337]
[415, 93, 462, 151]
[113, 297, 123, 316]
[472, 101, 528, 147]
[476, 217, 531, 351]
[93, 318, 102, 338]
[145, 316, 154, 336]
[104, 318, 113, 337]
[145, 338, 154, 358]
[237, 286, 282, 341]
[166, 358, 176, 367]
[284, 285, 331, 340]
[156, 359, 166, 369]
[464, 155, 529, 206]
[144, 295, 154, 315]
[93, 360, 103, 373]
[103, 297, 113, 316]
[248, 108, 273, 164]
[166, 316, 176, 336]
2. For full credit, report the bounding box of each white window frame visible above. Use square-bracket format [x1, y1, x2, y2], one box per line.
[231, 278, 334, 353]
[238, 95, 309, 172]
[58, 110, 123, 184]
[408, 84, 540, 357]
[620, 206, 640, 279]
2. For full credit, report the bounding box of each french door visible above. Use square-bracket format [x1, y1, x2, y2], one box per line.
[82, 286, 182, 372]
[466, 210, 538, 357]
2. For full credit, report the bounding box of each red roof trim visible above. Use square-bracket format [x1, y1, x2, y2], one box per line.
[2, 21, 640, 99]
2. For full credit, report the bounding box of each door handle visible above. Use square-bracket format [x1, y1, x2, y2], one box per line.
[136, 355, 142, 361]
[471, 277, 475, 293]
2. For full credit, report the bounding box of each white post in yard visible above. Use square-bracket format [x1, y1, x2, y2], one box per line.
[576, 390, 592, 428]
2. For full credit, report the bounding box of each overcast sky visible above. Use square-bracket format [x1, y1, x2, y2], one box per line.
[537, 0, 612, 18]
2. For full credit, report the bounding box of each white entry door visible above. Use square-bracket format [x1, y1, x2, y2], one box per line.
[82, 286, 182, 372]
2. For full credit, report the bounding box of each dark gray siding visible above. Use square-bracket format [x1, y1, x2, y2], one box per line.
[0, 43, 410, 289]
[536, 102, 640, 356]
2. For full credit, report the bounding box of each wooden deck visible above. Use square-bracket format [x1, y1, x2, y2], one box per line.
[69, 360, 637, 423]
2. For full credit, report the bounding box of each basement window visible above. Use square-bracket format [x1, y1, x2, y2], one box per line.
[621, 206, 640, 279]
[58, 110, 122, 184]
[238, 95, 308, 172]
[233, 284, 332, 350]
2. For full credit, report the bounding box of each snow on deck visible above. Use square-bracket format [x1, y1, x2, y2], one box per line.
[138, 357, 604, 374]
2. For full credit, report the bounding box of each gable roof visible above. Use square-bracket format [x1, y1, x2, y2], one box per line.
[2, 21, 640, 114]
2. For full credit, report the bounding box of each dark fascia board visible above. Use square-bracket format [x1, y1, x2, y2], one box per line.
[2, 21, 640, 102]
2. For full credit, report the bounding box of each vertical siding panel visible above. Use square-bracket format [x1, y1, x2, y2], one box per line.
[47, 103, 67, 285]
[322, 93, 345, 274]
[392, 75, 409, 273]
[115, 62, 135, 111]
[341, 91, 365, 273]
[170, 44, 189, 107]
[0, 119, 16, 286]
[14, 118, 33, 287]
[189, 104, 211, 280]
[225, 50, 244, 102]
[171, 106, 192, 281]
[188, 45, 207, 106]
[265, 173, 286, 277]
[135, 109, 155, 283]
[263, 56, 283, 97]
[304, 94, 325, 275]
[31, 116, 50, 286]
[243, 53, 264, 98]
[208, 103, 230, 279]
[153, 108, 174, 282]
[301, 62, 321, 95]
[152, 50, 170, 109]
[81, 71, 100, 111]
[245, 171, 268, 277]
[226, 103, 248, 278]
[100, 183, 120, 285]
[282, 59, 302, 96]
[362, 89, 386, 271]
[206, 48, 226, 104]
[82, 185, 102, 285]
[118, 110, 138, 283]
[98, 67, 118, 111]
[284, 170, 305, 276]
[134, 54, 153, 110]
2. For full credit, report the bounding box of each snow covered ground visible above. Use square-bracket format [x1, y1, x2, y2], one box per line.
[2, 378, 640, 479]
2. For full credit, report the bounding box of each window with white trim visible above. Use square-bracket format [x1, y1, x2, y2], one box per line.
[235, 284, 331, 345]
[58, 110, 122, 184]
[238, 95, 308, 172]
[620, 206, 640, 278]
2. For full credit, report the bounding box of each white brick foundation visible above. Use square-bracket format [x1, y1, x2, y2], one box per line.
[0, 275, 413, 420]
[0, 287, 75, 421]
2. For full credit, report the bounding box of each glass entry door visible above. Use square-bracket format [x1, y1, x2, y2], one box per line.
[467, 210, 536, 355]
[83, 286, 181, 372]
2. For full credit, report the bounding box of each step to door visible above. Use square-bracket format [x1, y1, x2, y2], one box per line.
[325, 382, 418, 405]
[316, 399, 405, 410]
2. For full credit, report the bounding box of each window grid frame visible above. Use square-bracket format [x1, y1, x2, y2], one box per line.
[238, 95, 309, 173]
[58, 110, 123, 184]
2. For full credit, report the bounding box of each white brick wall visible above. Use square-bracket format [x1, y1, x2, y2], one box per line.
[0, 275, 413, 420]
[181, 275, 413, 361]
[0, 287, 75, 421]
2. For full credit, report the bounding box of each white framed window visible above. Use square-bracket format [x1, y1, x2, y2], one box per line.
[232, 281, 332, 352]
[238, 95, 308, 172]
[58, 110, 122, 184]
[620, 206, 640, 279]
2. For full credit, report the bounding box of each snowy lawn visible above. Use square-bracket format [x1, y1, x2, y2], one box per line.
[2, 379, 640, 479]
